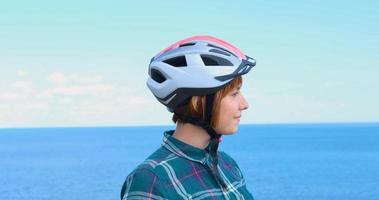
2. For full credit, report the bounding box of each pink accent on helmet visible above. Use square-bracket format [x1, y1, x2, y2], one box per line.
[156, 35, 246, 60]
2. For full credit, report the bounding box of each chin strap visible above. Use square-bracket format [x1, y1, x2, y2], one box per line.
[174, 94, 227, 189]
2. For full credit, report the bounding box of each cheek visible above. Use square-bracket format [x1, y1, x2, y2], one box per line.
[219, 98, 238, 115]
[218, 101, 231, 118]
[222, 99, 238, 113]
[217, 99, 237, 123]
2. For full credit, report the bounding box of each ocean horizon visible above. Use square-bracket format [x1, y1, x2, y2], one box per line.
[1, 122, 378, 200]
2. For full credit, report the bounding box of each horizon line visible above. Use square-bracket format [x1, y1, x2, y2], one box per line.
[1, 121, 378, 130]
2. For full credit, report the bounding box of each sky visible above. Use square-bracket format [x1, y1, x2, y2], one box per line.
[1, 0, 378, 128]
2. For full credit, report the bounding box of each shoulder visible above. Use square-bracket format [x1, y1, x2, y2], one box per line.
[121, 163, 170, 200]
[122, 166, 158, 189]
[137, 145, 179, 174]
[120, 147, 176, 199]
[125, 146, 175, 183]
[121, 167, 169, 199]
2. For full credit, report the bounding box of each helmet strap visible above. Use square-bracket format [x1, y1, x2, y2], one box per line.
[174, 93, 227, 189]
[204, 94, 227, 189]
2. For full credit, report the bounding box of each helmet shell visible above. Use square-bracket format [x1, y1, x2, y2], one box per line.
[146, 36, 256, 112]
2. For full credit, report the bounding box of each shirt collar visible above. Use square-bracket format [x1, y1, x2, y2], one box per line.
[162, 130, 210, 164]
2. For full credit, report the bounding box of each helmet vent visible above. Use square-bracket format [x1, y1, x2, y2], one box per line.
[163, 56, 187, 67]
[179, 43, 195, 48]
[209, 49, 231, 56]
[207, 44, 237, 57]
[151, 69, 167, 83]
[201, 55, 233, 66]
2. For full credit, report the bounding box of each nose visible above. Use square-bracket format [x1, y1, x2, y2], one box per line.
[240, 93, 249, 110]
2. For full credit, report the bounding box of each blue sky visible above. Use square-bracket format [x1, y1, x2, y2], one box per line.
[1, 0, 378, 127]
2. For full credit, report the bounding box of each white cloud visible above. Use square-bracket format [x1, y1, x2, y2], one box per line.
[0, 70, 159, 127]
[48, 72, 68, 84]
[77, 75, 103, 84]
[16, 69, 29, 77]
[51, 84, 114, 96]
[0, 92, 20, 100]
[48, 72, 105, 85]
[57, 97, 73, 104]
[11, 81, 33, 89]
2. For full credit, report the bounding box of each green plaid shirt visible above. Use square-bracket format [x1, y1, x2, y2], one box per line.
[121, 130, 254, 200]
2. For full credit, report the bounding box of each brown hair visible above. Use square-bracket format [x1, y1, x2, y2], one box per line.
[172, 76, 242, 128]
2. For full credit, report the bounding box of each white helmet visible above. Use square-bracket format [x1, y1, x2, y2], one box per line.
[147, 35, 256, 112]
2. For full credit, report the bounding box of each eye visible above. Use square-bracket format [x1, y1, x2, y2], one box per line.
[231, 91, 239, 97]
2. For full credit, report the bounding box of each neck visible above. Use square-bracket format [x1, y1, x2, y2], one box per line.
[173, 122, 211, 149]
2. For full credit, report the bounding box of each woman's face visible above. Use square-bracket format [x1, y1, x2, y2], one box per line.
[214, 84, 249, 134]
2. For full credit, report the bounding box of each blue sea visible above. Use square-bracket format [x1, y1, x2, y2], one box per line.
[1, 123, 378, 200]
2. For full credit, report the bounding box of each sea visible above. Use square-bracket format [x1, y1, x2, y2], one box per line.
[0, 123, 378, 200]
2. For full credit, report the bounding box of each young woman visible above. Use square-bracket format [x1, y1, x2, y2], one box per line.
[121, 36, 256, 200]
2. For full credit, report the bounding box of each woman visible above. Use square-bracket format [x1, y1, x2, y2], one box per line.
[121, 35, 256, 200]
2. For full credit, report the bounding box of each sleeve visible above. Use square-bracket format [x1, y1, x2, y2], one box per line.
[120, 168, 167, 200]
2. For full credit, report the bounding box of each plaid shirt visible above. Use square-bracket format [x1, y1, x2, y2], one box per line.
[121, 130, 254, 200]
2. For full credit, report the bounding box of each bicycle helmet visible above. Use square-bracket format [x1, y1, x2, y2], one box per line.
[147, 35, 256, 112]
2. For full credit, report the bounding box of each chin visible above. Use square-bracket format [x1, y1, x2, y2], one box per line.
[219, 127, 238, 135]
